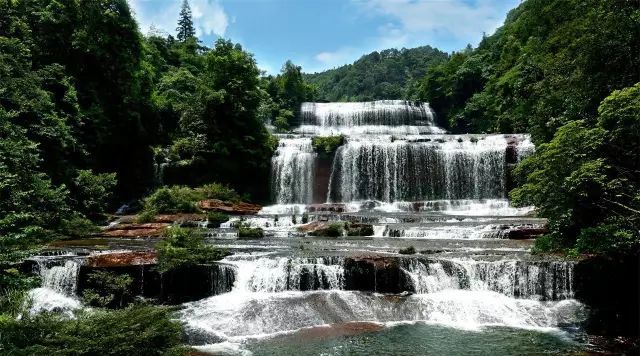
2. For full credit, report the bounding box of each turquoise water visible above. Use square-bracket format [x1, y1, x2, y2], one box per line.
[248, 323, 583, 356]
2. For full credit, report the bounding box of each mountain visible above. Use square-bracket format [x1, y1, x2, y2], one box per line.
[304, 46, 448, 102]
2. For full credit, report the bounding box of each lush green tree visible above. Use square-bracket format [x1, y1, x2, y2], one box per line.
[176, 0, 196, 42]
[306, 46, 448, 102]
[511, 84, 640, 253]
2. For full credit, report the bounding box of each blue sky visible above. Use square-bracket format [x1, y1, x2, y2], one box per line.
[130, 0, 521, 74]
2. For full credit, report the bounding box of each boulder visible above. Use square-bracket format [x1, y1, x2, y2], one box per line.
[198, 199, 261, 215]
[86, 251, 157, 267]
[307, 203, 346, 213]
[343, 255, 412, 293]
[298, 221, 343, 237]
[102, 223, 168, 238]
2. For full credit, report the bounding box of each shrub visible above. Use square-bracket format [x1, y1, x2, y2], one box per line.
[238, 224, 264, 239]
[141, 186, 201, 214]
[136, 209, 158, 223]
[309, 223, 344, 237]
[59, 214, 99, 238]
[312, 135, 345, 154]
[0, 304, 184, 355]
[573, 224, 640, 255]
[531, 233, 567, 254]
[206, 212, 229, 228]
[398, 246, 416, 255]
[72, 169, 117, 218]
[196, 183, 242, 202]
[156, 227, 229, 273]
[82, 271, 134, 308]
[345, 223, 374, 236]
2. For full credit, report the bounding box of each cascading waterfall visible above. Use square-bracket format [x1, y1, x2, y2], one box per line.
[28, 259, 82, 315]
[327, 135, 508, 202]
[401, 259, 574, 300]
[271, 137, 315, 204]
[38, 259, 81, 295]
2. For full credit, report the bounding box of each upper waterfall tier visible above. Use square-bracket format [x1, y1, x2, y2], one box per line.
[297, 100, 445, 135]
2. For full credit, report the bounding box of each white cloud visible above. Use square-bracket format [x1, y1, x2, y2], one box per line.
[359, 0, 508, 44]
[130, 0, 228, 37]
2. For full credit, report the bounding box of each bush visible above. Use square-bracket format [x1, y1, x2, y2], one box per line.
[345, 223, 374, 236]
[312, 135, 345, 154]
[72, 169, 117, 218]
[156, 227, 229, 273]
[82, 271, 134, 308]
[141, 186, 201, 214]
[573, 224, 640, 255]
[196, 183, 242, 202]
[309, 223, 344, 237]
[398, 246, 416, 255]
[238, 224, 264, 239]
[137, 209, 158, 223]
[0, 304, 185, 355]
[531, 233, 567, 254]
[59, 214, 99, 238]
[206, 212, 229, 228]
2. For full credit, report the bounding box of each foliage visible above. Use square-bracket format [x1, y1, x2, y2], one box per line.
[82, 270, 134, 308]
[155, 227, 229, 273]
[196, 182, 244, 202]
[312, 135, 345, 154]
[398, 246, 416, 255]
[416, 0, 639, 136]
[345, 223, 374, 237]
[0, 304, 184, 355]
[141, 186, 201, 214]
[59, 213, 100, 238]
[176, 0, 195, 42]
[309, 223, 344, 238]
[306, 46, 448, 101]
[512, 84, 640, 253]
[71, 169, 117, 218]
[206, 212, 229, 228]
[237, 224, 265, 239]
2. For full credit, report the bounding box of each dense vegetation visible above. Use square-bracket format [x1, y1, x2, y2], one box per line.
[305, 46, 448, 101]
[412, 0, 640, 253]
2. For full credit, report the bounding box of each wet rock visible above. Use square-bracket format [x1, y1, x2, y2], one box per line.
[345, 223, 374, 236]
[299, 221, 344, 237]
[343, 255, 413, 293]
[307, 203, 346, 213]
[505, 226, 547, 239]
[86, 251, 157, 267]
[102, 223, 168, 238]
[574, 253, 640, 336]
[198, 199, 261, 215]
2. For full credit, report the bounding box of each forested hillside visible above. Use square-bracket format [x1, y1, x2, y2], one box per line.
[304, 46, 448, 101]
[413, 0, 639, 254]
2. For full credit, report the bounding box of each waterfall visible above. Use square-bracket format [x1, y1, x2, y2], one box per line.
[38, 259, 81, 295]
[327, 135, 507, 202]
[297, 100, 444, 136]
[401, 259, 574, 301]
[210, 263, 237, 295]
[228, 256, 344, 292]
[271, 137, 316, 204]
[27, 259, 82, 316]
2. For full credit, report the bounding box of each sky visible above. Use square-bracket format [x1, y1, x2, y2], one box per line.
[130, 0, 521, 74]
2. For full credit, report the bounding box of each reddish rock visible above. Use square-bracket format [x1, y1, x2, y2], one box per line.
[507, 226, 548, 239]
[198, 199, 261, 215]
[307, 203, 346, 213]
[102, 222, 168, 238]
[86, 251, 157, 267]
[153, 213, 206, 223]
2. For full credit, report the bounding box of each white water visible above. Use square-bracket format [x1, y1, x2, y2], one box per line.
[271, 137, 315, 204]
[27, 259, 82, 316]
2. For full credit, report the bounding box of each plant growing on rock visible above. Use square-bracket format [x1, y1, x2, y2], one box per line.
[206, 212, 229, 228]
[398, 246, 416, 255]
[156, 227, 230, 273]
[82, 271, 134, 308]
[312, 135, 345, 155]
[237, 223, 265, 239]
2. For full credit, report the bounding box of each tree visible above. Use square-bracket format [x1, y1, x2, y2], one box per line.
[176, 0, 195, 42]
